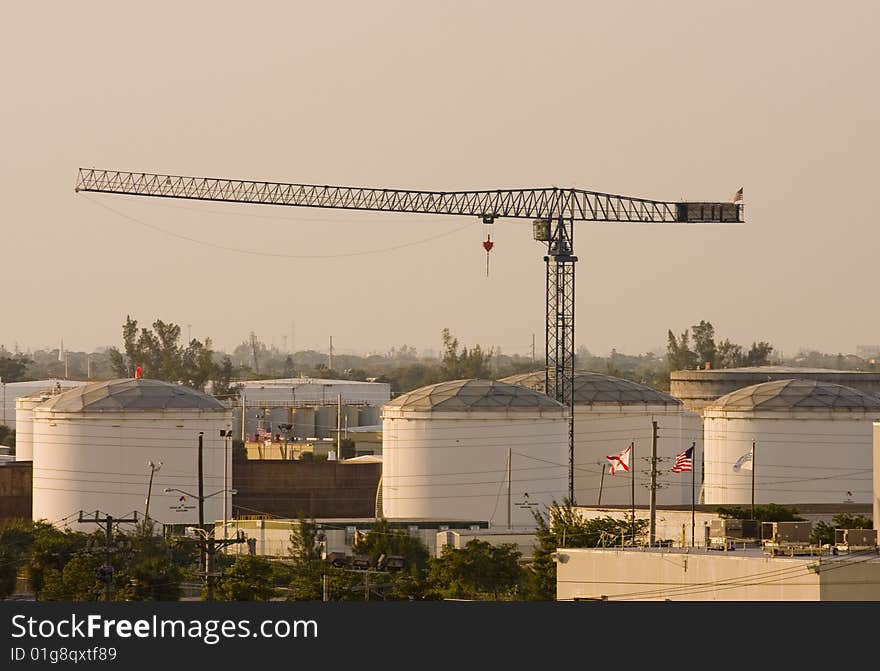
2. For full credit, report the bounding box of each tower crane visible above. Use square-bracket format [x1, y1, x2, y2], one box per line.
[75, 168, 743, 502]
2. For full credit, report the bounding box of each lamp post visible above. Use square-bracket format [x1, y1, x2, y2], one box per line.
[144, 460, 163, 524]
[220, 430, 232, 549]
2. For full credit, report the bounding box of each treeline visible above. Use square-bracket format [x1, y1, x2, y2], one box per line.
[4, 316, 879, 398]
[667, 320, 775, 371]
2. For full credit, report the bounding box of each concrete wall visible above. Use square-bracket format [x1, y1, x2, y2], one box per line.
[556, 547, 880, 601]
[0, 460, 32, 521]
[575, 506, 721, 547]
[233, 460, 381, 519]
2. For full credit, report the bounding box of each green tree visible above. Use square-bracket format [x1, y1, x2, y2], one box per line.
[353, 519, 430, 600]
[716, 339, 744, 368]
[286, 516, 325, 601]
[26, 523, 90, 597]
[108, 315, 229, 392]
[744, 341, 774, 366]
[691, 320, 716, 369]
[527, 500, 648, 600]
[427, 539, 523, 600]
[215, 556, 277, 601]
[113, 529, 184, 601]
[0, 520, 35, 598]
[666, 330, 696, 371]
[40, 553, 104, 601]
[0, 354, 32, 382]
[811, 514, 873, 545]
[440, 328, 493, 380]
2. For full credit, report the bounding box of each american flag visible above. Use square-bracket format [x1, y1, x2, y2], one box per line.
[671, 445, 694, 474]
[733, 187, 743, 202]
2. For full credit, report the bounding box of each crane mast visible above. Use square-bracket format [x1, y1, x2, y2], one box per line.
[76, 168, 742, 503]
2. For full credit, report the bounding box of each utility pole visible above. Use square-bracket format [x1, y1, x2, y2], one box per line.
[531, 333, 536, 362]
[197, 431, 206, 597]
[329, 336, 333, 372]
[649, 420, 658, 547]
[597, 462, 606, 506]
[507, 447, 512, 529]
[78, 511, 139, 601]
[240, 391, 246, 442]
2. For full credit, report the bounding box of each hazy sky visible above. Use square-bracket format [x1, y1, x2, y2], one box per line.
[2, 1, 878, 359]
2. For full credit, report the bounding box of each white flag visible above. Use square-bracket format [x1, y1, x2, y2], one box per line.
[733, 448, 753, 472]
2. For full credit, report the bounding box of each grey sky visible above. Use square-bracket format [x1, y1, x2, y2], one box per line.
[2, 1, 878, 358]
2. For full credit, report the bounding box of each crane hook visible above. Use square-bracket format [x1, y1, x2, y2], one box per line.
[483, 234, 494, 277]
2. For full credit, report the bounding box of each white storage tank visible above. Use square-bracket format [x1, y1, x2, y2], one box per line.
[31, 378, 232, 530]
[502, 372, 702, 507]
[15, 392, 53, 461]
[382, 379, 568, 526]
[703, 380, 880, 505]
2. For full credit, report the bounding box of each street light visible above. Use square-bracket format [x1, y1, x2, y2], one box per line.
[144, 460, 163, 524]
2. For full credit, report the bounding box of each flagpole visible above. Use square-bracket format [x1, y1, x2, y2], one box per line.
[751, 439, 756, 519]
[691, 441, 696, 548]
[630, 441, 635, 545]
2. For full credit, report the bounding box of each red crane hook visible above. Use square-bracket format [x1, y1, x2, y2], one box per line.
[482, 234, 494, 277]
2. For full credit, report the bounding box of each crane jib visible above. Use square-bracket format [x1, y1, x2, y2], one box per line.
[75, 169, 742, 224]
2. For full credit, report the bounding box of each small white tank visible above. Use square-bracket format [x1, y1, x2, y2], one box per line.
[15, 393, 52, 461]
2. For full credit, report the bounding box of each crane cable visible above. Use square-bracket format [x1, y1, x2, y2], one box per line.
[81, 194, 478, 259]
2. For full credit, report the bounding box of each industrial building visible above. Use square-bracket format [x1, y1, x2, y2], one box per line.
[381, 379, 568, 527]
[555, 544, 880, 601]
[19, 378, 232, 530]
[502, 371, 702, 507]
[234, 377, 389, 459]
[670, 366, 880, 412]
[702, 380, 880, 505]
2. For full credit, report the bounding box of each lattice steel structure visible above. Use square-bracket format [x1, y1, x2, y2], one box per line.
[76, 168, 743, 502]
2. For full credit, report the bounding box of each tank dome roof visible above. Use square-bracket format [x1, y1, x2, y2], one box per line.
[501, 371, 681, 406]
[384, 379, 565, 412]
[37, 378, 226, 412]
[706, 379, 880, 412]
